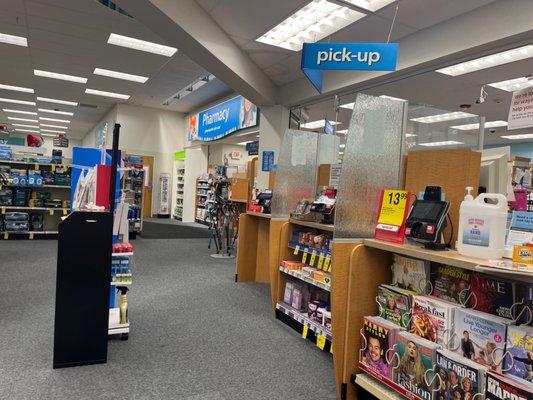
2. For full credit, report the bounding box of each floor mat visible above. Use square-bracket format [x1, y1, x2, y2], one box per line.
[140, 221, 211, 239]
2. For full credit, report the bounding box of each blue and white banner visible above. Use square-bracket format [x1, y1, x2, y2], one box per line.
[301, 42, 399, 93]
[188, 95, 259, 142]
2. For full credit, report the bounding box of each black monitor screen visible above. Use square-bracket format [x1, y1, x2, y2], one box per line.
[409, 201, 447, 222]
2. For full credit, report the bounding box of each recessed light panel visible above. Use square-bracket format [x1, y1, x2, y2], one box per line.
[449, 121, 508, 130]
[34, 69, 88, 84]
[11, 123, 39, 129]
[41, 133, 58, 137]
[38, 108, 74, 116]
[107, 33, 177, 57]
[301, 119, 341, 129]
[340, 102, 355, 109]
[410, 112, 475, 124]
[405, 133, 417, 138]
[487, 76, 533, 92]
[0, 84, 34, 93]
[3, 109, 37, 115]
[41, 129, 65, 134]
[85, 88, 130, 100]
[380, 95, 407, 102]
[256, 0, 365, 51]
[40, 123, 68, 129]
[0, 32, 28, 47]
[15, 128, 40, 133]
[36, 97, 78, 106]
[501, 133, 533, 140]
[436, 45, 533, 76]
[343, 0, 395, 12]
[0, 97, 36, 106]
[39, 117, 70, 123]
[93, 68, 149, 83]
[337, 129, 348, 134]
[7, 117, 38, 123]
[418, 140, 464, 147]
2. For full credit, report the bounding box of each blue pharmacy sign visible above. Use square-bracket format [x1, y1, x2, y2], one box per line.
[188, 95, 259, 141]
[301, 42, 399, 92]
[262, 151, 274, 172]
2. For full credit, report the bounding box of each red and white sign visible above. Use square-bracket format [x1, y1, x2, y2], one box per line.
[508, 87, 533, 130]
[229, 151, 241, 159]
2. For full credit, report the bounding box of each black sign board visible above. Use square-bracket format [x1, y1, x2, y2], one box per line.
[53, 137, 69, 148]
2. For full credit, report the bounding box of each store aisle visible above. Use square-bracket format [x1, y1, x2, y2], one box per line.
[0, 239, 337, 400]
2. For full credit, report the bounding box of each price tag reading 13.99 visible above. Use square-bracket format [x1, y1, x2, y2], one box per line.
[377, 190, 408, 227]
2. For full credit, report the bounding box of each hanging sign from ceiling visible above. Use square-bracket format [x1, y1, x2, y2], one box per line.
[301, 42, 399, 93]
[508, 87, 533, 130]
[188, 95, 259, 142]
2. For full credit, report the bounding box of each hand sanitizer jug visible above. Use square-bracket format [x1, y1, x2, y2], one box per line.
[457, 187, 508, 259]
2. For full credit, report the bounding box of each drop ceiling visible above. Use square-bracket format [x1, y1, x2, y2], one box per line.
[0, 0, 231, 140]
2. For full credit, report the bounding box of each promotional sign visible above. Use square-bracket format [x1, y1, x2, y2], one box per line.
[508, 87, 533, 130]
[301, 42, 399, 92]
[246, 140, 259, 155]
[188, 95, 259, 141]
[158, 173, 170, 216]
[262, 151, 274, 172]
[53, 136, 69, 148]
[375, 189, 411, 244]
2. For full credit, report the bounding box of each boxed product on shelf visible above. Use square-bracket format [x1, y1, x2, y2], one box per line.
[485, 371, 532, 400]
[280, 260, 304, 270]
[470, 272, 515, 319]
[0, 189, 13, 206]
[0, 145, 11, 160]
[54, 172, 70, 186]
[10, 169, 27, 186]
[5, 212, 28, 221]
[308, 300, 329, 323]
[28, 198, 43, 208]
[290, 283, 310, 311]
[4, 220, 29, 231]
[410, 295, 455, 346]
[430, 263, 472, 305]
[42, 171, 54, 185]
[435, 349, 487, 400]
[377, 284, 412, 328]
[503, 324, 533, 384]
[360, 316, 401, 380]
[391, 254, 430, 294]
[30, 214, 43, 231]
[13, 189, 29, 206]
[27, 170, 43, 186]
[44, 199, 62, 208]
[312, 270, 331, 285]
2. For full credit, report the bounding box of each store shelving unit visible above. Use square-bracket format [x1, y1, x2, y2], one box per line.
[174, 159, 185, 220]
[108, 251, 133, 340]
[123, 162, 144, 236]
[195, 178, 209, 225]
[351, 373, 402, 400]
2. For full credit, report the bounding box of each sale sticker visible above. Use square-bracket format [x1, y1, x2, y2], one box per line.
[378, 190, 408, 227]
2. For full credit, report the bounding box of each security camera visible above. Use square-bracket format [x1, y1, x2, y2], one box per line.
[476, 85, 487, 104]
[489, 128, 496, 134]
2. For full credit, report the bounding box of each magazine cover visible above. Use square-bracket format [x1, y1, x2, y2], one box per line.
[391, 254, 430, 294]
[452, 308, 508, 373]
[470, 272, 515, 320]
[515, 282, 533, 325]
[504, 324, 533, 384]
[430, 263, 472, 305]
[485, 371, 532, 400]
[377, 284, 412, 328]
[410, 295, 454, 346]
[360, 316, 399, 380]
[394, 331, 438, 400]
[435, 349, 485, 400]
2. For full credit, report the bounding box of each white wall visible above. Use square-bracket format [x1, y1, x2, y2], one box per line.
[83, 105, 118, 148]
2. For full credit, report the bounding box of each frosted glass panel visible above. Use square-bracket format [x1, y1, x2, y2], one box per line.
[334, 93, 407, 238]
[271, 129, 319, 218]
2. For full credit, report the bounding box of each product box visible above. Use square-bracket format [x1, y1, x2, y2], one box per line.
[430, 263, 472, 305]
[435, 348, 486, 400]
[323, 309, 331, 330]
[410, 295, 455, 346]
[393, 331, 439, 400]
[485, 371, 533, 400]
[452, 308, 508, 373]
[503, 324, 533, 385]
[0, 188, 13, 206]
[391, 254, 430, 294]
[377, 284, 412, 328]
[281, 260, 304, 270]
[360, 316, 400, 380]
[312, 270, 331, 285]
[470, 272, 515, 319]
[301, 266, 315, 278]
[283, 281, 294, 305]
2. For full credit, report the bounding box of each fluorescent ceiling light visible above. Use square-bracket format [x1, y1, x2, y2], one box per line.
[93, 68, 149, 83]
[85, 88, 130, 100]
[436, 44, 533, 76]
[8, 117, 38, 123]
[36, 97, 78, 106]
[0, 32, 28, 47]
[38, 108, 74, 116]
[380, 95, 407, 102]
[256, 0, 365, 51]
[0, 97, 36, 106]
[343, 0, 395, 12]
[107, 33, 177, 57]
[41, 129, 65, 134]
[15, 128, 40, 133]
[340, 102, 355, 109]
[39, 117, 70, 123]
[450, 120, 508, 130]
[418, 140, 464, 147]
[501, 133, 533, 140]
[11, 123, 39, 128]
[405, 133, 417, 138]
[337, 129, 348, 134]
[237, 141, 253, 145]
[410, 111, 475, 123]
[40, 123, 68, 129]
[0, 83, 34, 93]
[301, 120, 341, 129]
[41, 133, 57, 137]
[487, 76, 533, 92]
[339, 151, 344, 155]
[3, 108, 37, 115]
[34, 69, 87, 84]
[339, 144, 346, 148]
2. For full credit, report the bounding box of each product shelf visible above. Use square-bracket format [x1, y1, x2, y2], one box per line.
[110, 281, 132, 286]
[351, 372, 404, 400]
[0, 184, 70, 189]
[289, 218, 335, 232]
[108, 307, 130, 335]
[0, 230, 58, 239]
[1, 206, 69, 213]
[112, 252, 134, 257]
[279, 265, 331, 291]
[275, 301, 332, 341]
[288, 242, 331, 259]
[0, 159, 70, 168]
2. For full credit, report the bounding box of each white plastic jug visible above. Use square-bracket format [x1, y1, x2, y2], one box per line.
[456, 192, 508, 259]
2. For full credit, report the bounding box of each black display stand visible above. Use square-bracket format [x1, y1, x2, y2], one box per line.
[52, 212, 113, 369]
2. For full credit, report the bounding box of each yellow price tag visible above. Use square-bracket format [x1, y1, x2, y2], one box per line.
[317, 253, 325, 270]
[323, 256, 331, 270]
[293, 245, 300, 255]
[49, 209, 54, 216]
[316, 335, 326, 350]
[3, 232, 8, 240]
[1, 207, 5, 214]
[330, 343, 333, 354]
[302, 324, 309, 339]
[34, 163, 39, 171]
[51, 165, 56, 172]
[378, 189, 408, 227]
[29, 233, 34, 240]
[309, 250, 317, 266]
[63, 208, 67, 216]
[301, 251, 308, 264]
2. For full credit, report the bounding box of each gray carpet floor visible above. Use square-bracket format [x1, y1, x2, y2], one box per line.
[0, 238, 337, 400]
